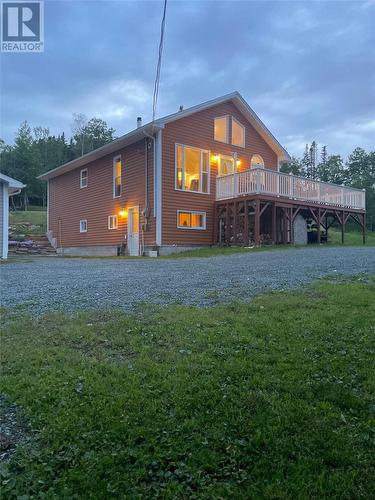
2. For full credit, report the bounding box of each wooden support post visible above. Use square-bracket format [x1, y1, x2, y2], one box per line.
[317, 209, 321, 244]
[341, 210, 345, 244]
[290, 207, 294, 244]
[363, 213, 366, 245]
[244, 200, 249, 246]
[225, 203, 230, 246]
[213, 203, 218, 245]
[283, 208, 288, 244]
[272, 203, 277, 244]
[254, 199, 260, 246]
[233, 202, 237, 245]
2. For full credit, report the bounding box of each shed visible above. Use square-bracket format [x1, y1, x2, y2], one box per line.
[0, 174, 25, 259]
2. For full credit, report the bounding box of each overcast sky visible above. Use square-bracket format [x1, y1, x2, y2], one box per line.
[1, 0, 375, 158]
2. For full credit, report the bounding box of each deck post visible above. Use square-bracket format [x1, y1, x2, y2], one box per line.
[225, 203, 230, 246]
[341, 210, 345, 244]
[283, 208, 288, 244]
[233, 201, 237, 245]
[317, 209, 321, 244]
[254, 199, 260, 246]
[272, 202, 277, 244]
[290, 207, 294, 244]
[244, 200, 249, 246]
[363, 213, 366, 244]
[213, 203, 218, 245]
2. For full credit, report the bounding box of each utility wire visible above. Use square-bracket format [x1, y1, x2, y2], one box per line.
[152, 0, 167, 122]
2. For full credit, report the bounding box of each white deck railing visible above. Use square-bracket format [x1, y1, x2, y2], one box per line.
[216, 168, 366, 210]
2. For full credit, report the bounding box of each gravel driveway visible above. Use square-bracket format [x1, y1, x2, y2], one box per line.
[1, 247, 374, 314]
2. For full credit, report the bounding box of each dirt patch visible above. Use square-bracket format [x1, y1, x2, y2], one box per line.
[0, 395, 30, 462]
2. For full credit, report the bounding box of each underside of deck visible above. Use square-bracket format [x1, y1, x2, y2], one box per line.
[214, 195, 366, 246]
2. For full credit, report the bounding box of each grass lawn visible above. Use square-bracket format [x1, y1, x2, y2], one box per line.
[1, 278, 375, 498]
[328, 228, 375, 246]
[9, 210, 47, 236]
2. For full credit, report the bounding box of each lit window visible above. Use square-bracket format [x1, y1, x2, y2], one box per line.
[232, 118, 245, 147]
[214, 116, 229, 143]
[79, 219, 87, 233]
[219, 156, 234, 176]
[80, 168, 88, 188]
[177, 211, 206, 230]
[113, 156, 122, 198]
[175, 144, 209, 194]
[108, 215, 118, 230]
[251, 154, 264, 168]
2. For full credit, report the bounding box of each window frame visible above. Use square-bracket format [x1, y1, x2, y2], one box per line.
[80, 168, 88, 189]
[113, 155, 122, 198]
[231, 117, 245, 148]
[177, 210, 207, 230]
[214, 115, 229, 144]
[174, 143, 210, 195]
[218, 155, 235, 177]
[108, 214, 118, 230]
[79, 219, 87, 233]
[251, 154, 265, 169]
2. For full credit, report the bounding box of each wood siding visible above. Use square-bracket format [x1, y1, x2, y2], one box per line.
[161, 101, 278, 246]
[49, 139, 156, 249]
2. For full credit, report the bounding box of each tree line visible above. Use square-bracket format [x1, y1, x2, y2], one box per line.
[0, 122, 374, 229]
[281, 142, 374, 229]
[0, 115, 115, 209]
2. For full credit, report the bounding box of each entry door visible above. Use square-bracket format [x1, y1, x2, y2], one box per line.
[127, 207, 140, 256]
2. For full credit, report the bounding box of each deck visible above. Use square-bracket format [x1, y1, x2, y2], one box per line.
[216, 167, 366, 211]
[214, 168, 366, 246]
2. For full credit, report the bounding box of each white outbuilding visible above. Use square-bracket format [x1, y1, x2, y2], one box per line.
[0, 173, 25, 259]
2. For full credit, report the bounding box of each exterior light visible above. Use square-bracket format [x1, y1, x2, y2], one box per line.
[211, 153, 220, 162]
[236, 160, 242, 166]
[119, 209, 128, 218]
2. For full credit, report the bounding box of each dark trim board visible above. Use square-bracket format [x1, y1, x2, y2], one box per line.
[215, 195, 366, 246]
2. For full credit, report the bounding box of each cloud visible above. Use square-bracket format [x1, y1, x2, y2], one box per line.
[1, 0, 374, 159]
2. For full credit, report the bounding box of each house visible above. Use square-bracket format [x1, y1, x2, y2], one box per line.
[39, 92, 366, 256]
[0, 173, 25, 259]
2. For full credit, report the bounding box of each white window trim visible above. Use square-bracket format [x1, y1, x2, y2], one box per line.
[175, 143, 210, 195]
[214, 115, 229, 144]
[80, 168, 88, 189]
[79, 219, 87, 233]
[231, 117, 245, 148]
[177, 210, 207, 230]
[113, 155, 122, 198]
[108, 214, 118, 230]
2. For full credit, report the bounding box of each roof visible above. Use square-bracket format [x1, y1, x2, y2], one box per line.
[0, 173, 26, 193]
[38, 91, 290, 180]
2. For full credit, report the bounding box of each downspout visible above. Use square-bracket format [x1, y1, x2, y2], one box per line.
[143, 128, 162, 248]
[143, 129, 156, 221]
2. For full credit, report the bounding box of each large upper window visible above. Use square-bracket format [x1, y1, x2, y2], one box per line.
[214, 116, 229, 143]
[177, 211, 206, 230]
[175, 144, 209, 194]
[251, 154, 264, 168]
[232, 118, 245, 147]
[113, 155, 122, 198]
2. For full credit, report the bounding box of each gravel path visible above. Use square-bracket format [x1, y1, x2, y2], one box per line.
[1, 247, 374, 314]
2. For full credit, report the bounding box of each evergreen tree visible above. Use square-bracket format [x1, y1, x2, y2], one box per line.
[280, 157, 302, 175]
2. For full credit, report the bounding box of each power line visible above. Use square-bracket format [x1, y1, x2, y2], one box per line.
[152, 0, 167, 122]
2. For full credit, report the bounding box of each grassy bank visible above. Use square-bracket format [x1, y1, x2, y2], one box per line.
[9, 210, 47, 236]
[1, 278, 375, 498]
